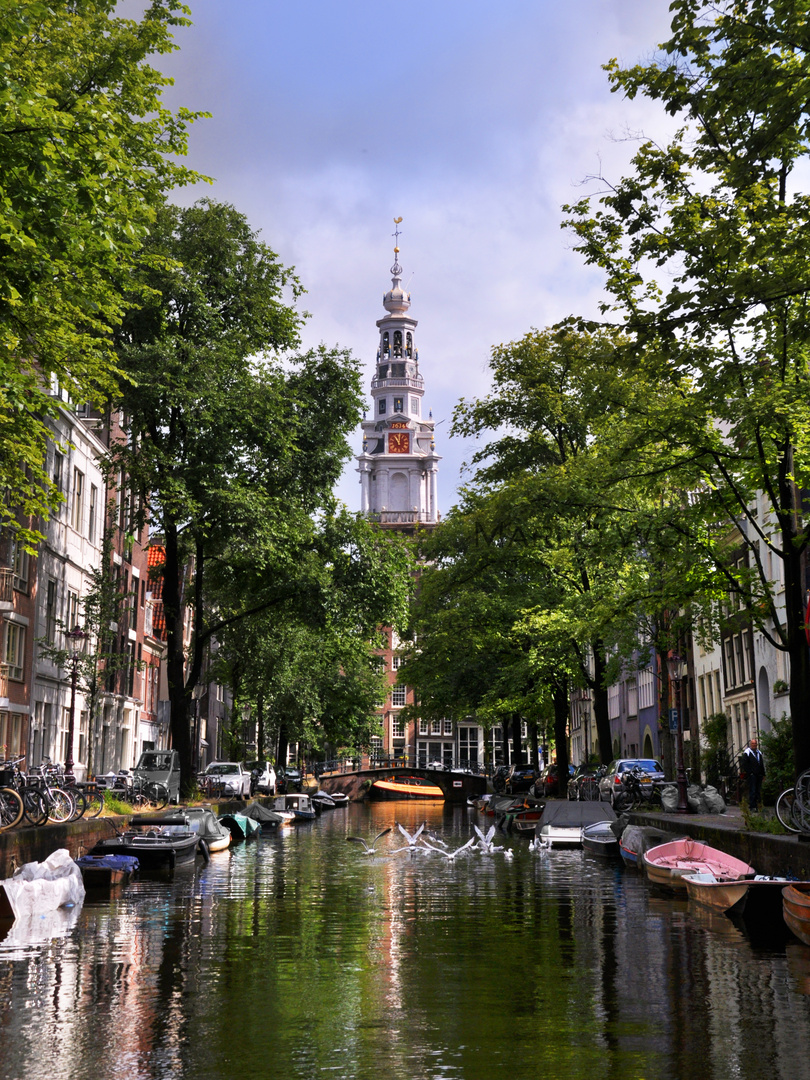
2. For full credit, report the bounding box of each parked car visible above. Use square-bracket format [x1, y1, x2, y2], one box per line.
[200, 761, 252, 799]
[246, 760, 276, 795]
[133, 749, 181, 804]
[277, 767, 302, 793]
[504, 764, 541, 795]
[567, 764, 598, 801]
[534, 763, 575, 799]
[598, 758, 666, 807]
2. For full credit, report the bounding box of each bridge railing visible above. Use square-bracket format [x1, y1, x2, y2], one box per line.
[312, 755, 489, 777]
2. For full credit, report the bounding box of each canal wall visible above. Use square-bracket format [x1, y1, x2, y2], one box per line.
[631, 808, 810, 879]
[0, 798, 259, 878]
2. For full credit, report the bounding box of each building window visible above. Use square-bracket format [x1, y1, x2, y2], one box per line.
[393, 330, 402, 357]
[391, 684, 406, 707]
[443, 718, 453, 736]
[12, 543, 29, 592]
[71, 468, 84, 532]
[66, 590, 79, 634]
[88, 484, 98, 544]
[45, 579, 57, 644]
[406, 332, 413, 356]
[419, 718, 428, 735]
[392, 713, 405, 738]
[379, 398, 386, 414]
[392, 655, 401, 670]
[53, 452, 63, 493]
[411, 397, 419, 415]
[431, 718, 441, 735]
[627, 678, 638, 717]
[5, 622, 25, 681]
[394, 396, 404, 412]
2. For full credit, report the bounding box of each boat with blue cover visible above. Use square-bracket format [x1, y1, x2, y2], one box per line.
[75, 854, 139, 888]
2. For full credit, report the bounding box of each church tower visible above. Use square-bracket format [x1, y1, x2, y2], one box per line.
[357, 226, 440, 530]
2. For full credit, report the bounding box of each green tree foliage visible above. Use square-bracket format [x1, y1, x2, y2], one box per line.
[566, 0, 810, 773]
[760, 714, 794, 806]
[110, 200, 409, 792]
[0, 0, 204, 544]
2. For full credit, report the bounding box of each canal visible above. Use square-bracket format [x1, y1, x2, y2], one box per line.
[1, 802, 810, 1080]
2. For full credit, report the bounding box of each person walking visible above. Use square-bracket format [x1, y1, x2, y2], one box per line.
[741, 737, 766, 812]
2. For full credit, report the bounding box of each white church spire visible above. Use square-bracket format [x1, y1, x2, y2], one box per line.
[357, 221, 440, 529]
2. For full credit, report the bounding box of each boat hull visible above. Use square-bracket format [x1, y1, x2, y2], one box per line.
[684, 872, 751, 914]
[539, 825, 582, 848]
[369, 777, 444, 800]
[783, 884, 810, 946]
[643, 839, 755, 893]
[582, 822, 620, 858]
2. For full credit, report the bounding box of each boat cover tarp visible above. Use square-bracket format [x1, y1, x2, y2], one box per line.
[540, 802, 616, 829]
[1, 849, 84, 922]
[244, 801, 285, 826]
[76, 854, 139, 873]
[620, 825, 672, 857]
[219, 813, 262, 840]
[183, 809, 231, 843]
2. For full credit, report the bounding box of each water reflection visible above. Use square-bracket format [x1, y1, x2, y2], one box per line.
[0, 803, 809, 1079]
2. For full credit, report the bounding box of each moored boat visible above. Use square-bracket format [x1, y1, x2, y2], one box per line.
[244, 801, 288, 829]
[619, 825, 669, 868]
[683, 871, 751, 914]
[539, 802, 616, 849]
[329, 791, 349, 807]
[184, 807, 232, 852]
[582, 820, 620, 858]
[274, 793, 317, 821]
[369, 776, 444, 801]
[75, 854, 139, 889]
[311, 791, 336, 812]
[783, 883, 810, 946]
[91, 815, 200, 871]
[643, 838, 755, 893]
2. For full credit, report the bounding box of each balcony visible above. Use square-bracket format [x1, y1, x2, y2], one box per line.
[371, 376, 424, 390]
[0, 568, 12, 611]
[371, 511, 423, 525]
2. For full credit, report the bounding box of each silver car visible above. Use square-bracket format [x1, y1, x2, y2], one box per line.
[598, 758, 665, 807]
[200, 761, 252, 799]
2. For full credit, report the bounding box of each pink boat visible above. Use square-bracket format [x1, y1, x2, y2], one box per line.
[642, 838, 755, 893]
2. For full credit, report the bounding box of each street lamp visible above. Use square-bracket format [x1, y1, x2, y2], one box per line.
[65, 624, 87, 776]
[667, 654, 689, 815]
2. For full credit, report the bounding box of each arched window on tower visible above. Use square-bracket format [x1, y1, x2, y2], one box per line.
[382, 332, 389, 357]
[393, 330, 402, 357]
[406, 332, 413, 357]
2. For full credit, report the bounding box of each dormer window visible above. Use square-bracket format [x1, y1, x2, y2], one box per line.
[382, 331, 389, 357]
[406, 332, 413, 357]
[393, 330, 403, 357]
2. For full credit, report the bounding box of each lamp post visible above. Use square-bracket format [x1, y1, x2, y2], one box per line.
[667, 654, 689, 814]
[65, 625, 87, 776]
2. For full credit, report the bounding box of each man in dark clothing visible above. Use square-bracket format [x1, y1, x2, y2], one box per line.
[741, 738, 765, 811]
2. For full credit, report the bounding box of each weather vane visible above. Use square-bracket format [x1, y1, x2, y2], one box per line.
[391, 216, 403, 276]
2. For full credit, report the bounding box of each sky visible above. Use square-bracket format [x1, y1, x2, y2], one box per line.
[155, 0, 678, 516]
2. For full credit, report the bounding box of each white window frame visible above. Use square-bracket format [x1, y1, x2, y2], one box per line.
[5, 622, 25, 681]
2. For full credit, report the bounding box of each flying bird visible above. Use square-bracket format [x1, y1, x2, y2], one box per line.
[346, 827, 392, 855]
[473, 824, 499, 854]
[422, 836, 476, 861]
[391, 821, 426, 855]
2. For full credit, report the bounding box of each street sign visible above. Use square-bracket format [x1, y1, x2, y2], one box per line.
[669, 709, 679, 733]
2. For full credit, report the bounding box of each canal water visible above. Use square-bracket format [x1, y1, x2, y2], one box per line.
[1, 802, 810, 1080]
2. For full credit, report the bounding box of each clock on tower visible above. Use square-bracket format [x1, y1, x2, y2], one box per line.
[388, 432, 409, 454]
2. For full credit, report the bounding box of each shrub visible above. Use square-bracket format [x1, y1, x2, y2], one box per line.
[701, 712, 733, 789]
[760, 713, 793, 806]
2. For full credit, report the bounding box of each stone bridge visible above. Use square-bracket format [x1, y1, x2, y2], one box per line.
[318, 765, 487, 805]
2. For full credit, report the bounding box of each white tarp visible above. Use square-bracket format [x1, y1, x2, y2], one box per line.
[1, 848, 85, 923]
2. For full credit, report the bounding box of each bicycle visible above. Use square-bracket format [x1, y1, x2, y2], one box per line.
[0, 755, 49, 826]
[111, 772, 169, 811]
[26, 765, 76, 823]
[0, 761, 24, 830]
[41, 761, 86, 820]
[775, 787, 802, 833]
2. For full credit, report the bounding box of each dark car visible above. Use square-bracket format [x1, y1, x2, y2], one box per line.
[598, 758, 666, 807]
[504, 764, 541, 795]
[535, 763, 575, 799]
[278, 767, 302, 793]
[567, 764, 599, 801]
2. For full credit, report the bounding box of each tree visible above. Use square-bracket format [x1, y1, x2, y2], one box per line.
[0, 0, 204, 545]
[110, 200, 408, 793]
[566, 0, 810, 774]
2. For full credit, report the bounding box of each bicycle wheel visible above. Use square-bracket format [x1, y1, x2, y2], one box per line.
[67, 786, 87, 820]
[145, 782, 169, 811]
[81, 786, 105, 819]
[46, 788, 75, 824]
[0, 787, 24, 830]
[582, 780, 600, 802]
[22, 787, 48, 826]
[776, 788, 802, 833]
[793, 768, 810, 832]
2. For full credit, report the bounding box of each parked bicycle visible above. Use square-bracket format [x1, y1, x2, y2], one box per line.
[612, 765, 664, 812]
[0, 759, 24, 830]
[776, 768, 810, 834]
[42, 761, 105, 819]
[0, 755, 51, 826]
[108, 770, 169, 811]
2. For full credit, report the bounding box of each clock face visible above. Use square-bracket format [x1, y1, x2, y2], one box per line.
[388, 432, 409, 454]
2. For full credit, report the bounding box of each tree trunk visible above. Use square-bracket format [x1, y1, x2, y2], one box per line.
[591, 641, 612, 765]
[553, 680, 570, 790]
[164, 522, 193, 794]
[257, 687, 265, 760]
[529, 721, 540, 770]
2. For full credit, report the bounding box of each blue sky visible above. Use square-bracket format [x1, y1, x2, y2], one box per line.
[156, 0, 676, 515]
